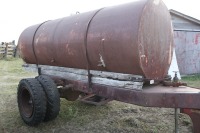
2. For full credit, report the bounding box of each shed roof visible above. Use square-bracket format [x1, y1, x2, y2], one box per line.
[170, 9, 200, 26]
[170, 9, 200, 31]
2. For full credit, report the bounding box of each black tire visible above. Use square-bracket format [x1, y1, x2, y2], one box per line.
[36, 75, 60, 122]
[17, 78, 46, 126]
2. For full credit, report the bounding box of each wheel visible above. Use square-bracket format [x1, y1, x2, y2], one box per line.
[17, 78, 46, 126]
[36, 75, 60, 122]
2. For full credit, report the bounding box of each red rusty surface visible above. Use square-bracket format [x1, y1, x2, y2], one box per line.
[52, 75, 200, 109]
[51, 76, 200, 132]
[18, 0, 173, 80]
[76, 81, 200, 132]
[181, 109, 200, 133]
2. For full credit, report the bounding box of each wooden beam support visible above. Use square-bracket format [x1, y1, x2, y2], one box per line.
[23, 64, 143, 90]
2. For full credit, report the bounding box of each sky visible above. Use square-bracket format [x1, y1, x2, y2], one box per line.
[0, 0, 200, 43]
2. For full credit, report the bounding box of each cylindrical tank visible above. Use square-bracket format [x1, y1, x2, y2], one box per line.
[18, 0, 173, 80]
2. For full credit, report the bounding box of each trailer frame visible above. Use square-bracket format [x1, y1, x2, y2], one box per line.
[23, 64, 200, 133]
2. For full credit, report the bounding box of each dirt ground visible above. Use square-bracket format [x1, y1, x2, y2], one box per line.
[0, 58, 196, 133]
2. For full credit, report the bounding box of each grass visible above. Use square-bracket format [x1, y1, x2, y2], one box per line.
[181, 75, 200, 88]
[0, 58, 197, 133]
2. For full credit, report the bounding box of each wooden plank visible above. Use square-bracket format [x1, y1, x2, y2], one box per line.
[7, 53, 14, 55]
[1, 45, 15, 47]
[23, 64, 143, 90]
[7, 49, 14, 51]
[8, 45, 16, 48]
[41, 69, 143, 90]
[7, 51, 14, 53]
[23, 64, 38, 72]
[24, 64, 143, 81]
[39, 65, 143, 81]
[0, 43, 16, 58]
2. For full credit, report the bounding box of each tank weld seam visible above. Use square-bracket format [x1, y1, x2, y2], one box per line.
[84, 8, 104, 91]
[32, 20, 50, 75]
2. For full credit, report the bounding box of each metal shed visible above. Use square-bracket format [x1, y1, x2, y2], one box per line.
[170, 9, 200, 75]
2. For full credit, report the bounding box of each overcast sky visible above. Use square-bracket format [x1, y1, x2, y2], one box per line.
[0, 0, 199, 43]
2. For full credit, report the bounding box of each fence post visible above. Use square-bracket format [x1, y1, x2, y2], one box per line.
[4, 43, 8, 59]
[0, 41, 17, 59]
[12, 40, 15, 45]
[13, 46, 17, 57]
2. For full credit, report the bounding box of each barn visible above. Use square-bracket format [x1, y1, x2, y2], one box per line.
[170, 9, 200, 75]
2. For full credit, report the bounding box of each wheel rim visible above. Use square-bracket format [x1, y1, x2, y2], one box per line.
[20, 87, 34, 118]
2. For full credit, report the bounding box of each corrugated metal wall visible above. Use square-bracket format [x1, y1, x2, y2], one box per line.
[174, 31, 200, 75]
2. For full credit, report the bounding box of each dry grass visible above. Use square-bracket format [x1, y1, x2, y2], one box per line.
[0, 58, 197, 133]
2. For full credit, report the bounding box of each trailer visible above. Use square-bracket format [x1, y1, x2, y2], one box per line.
[17, 0, 200, 132]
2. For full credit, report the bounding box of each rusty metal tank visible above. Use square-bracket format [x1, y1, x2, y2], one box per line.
[18, 0, 173, 80]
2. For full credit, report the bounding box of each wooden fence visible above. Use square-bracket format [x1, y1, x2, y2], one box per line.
[0, 41, 17, 59]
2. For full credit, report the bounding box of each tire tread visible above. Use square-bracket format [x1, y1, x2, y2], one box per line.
[36, 75, 60, 122]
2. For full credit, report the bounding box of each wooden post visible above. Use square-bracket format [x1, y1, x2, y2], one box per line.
[4, 43, 8, 59]
[12, 40, 17, 57]
[13, 46, 17, 57]
[0, 43, 3, 59]
[12, 40, 15, 45]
